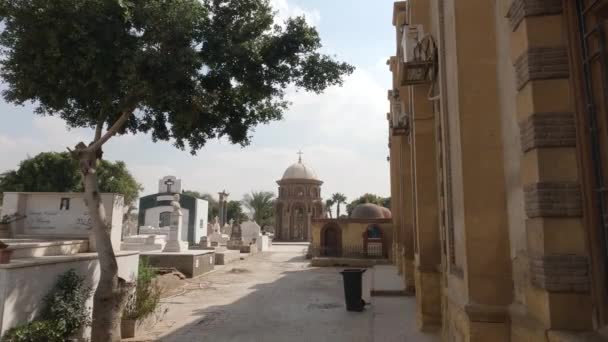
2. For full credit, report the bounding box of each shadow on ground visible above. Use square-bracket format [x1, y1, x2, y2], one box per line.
[134, 247, 439, 342]
[158, 265, 372, 342]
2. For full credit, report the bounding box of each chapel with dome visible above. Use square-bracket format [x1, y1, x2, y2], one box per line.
[274, 153, 324, 241]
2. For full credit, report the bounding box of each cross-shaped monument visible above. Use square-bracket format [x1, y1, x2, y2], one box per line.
[164, 178, 175, 193]
[297, 150, 303, 163]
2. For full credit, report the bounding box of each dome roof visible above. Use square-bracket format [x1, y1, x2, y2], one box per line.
[282, 157, 319, 180]
[351, 203, 392, 219]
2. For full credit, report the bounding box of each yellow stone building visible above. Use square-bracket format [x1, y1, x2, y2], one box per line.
[311, 203, 393, 261]
[388, 0, 608, 340]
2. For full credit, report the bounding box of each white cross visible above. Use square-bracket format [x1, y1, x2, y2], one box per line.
[164, 179, 175, 193]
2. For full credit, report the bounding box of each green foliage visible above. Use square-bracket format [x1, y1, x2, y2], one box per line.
[0, 152, 80, 193]
[227, 200, 248, 223]
[2, 320, 64, 342]
[0, 152, 142, 206]
[182, 191, 246, 222]
[346, 193, 391, 216]
[324, 199, 335, 218]
[242, 191, 275, 227]
[40, 269, 92, 337]
[96, 160, 143, 205]
[331, 193, 347, 218]
[0, 0, 354, 153]
[124, 259, 162, 321]
[0, 213, 25, 225]
[182, 191, 219, 220]
[2, 269, 92, 342]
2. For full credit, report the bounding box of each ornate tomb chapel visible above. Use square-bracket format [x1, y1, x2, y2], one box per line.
[274, 153, 324, 242]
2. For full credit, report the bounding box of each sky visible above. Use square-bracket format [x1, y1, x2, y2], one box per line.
[0, 0, 396, 207]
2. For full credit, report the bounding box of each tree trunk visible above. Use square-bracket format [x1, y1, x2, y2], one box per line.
[75, 147, 131, 342]
[337, 204, 341, 218]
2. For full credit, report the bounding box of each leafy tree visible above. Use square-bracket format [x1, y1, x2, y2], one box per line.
[182, 190, 219, 219]
[346, 193, 391, 216]
[181, 190, 204, 199]
[324, 198, 335, 219]
[0, 1, 351, 339]
[96, 160, 142, 206]
[242, 191, 275, 227]
[226, 200, 248, 223]
[331, 193, 347, 218]
[3, 269, 92, 342]
[0, 152, 80, 195]
[382, 197, 391, 209]
[0, 152, 141, 207]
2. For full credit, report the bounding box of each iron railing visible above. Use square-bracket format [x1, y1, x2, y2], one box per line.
[310, 244, 387, 259]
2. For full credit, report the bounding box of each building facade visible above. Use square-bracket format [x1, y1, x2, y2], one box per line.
[137, 175, 208, 245]
[274, 156, 324, 241]
[388, 0, 608, 340]
[311, 203, 393, 259]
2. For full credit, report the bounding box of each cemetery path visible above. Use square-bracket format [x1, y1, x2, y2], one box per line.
[127, 244, 438, 342]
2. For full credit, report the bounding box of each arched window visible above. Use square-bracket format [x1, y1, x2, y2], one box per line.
[159, 212, 172, 227]
[367, 226, 382, 239]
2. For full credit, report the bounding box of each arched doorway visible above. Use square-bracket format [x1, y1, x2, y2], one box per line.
[320, 224, 341, 257]
[275, 203, 283, 240]
[363, 225, 385, 258]
[291, 204, 306, 241]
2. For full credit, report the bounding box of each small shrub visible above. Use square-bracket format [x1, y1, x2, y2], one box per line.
[124, 258, 162, 321]
[2, 320, 64, 342]
[40, 269, 92, 336]
[1, 269, 91, 342]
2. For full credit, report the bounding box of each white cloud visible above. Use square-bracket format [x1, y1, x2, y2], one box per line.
[0, 116, 91, 172]
[269, 0, 321, 27]
[282, 68, 388, 145]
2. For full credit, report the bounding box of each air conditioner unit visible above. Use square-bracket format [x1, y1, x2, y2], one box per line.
[401, 24, 424, 63]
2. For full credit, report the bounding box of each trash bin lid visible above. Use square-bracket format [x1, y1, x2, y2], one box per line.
[340, 268, 366, 274]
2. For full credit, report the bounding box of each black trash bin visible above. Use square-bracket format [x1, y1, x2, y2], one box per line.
[340, 268, 366, 312]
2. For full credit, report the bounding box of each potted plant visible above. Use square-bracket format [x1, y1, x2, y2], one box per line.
[122, 259, 164, 338]
[0, 240, 11, 264]
[0, 213, 25, 238]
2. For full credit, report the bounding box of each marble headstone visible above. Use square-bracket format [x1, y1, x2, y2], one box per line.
[241, 221, 261, 244]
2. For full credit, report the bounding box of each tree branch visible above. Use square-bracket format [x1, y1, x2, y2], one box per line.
[87, 110, 131, 152]
[86, 95, 140, 152]
[94, 117, 104, 142]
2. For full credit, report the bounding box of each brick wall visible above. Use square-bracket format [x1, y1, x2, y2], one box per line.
[524, 182, 582, 217]
[507, 0, 563, 30]
[514, 47, 569, 89]
[530, 255, 590, 292]
[519, 112, 576, 152]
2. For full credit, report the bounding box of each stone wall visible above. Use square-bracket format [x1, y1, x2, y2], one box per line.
[0, 251, 139, 337]
[2, 192, 124, 252]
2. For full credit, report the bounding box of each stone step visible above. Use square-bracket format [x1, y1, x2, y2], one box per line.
[3, 238, 89, 258]
[123, 234, 167, 244]
[120, 243, 164, 252]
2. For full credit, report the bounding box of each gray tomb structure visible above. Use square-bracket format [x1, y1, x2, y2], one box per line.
[137, 175, 208, 245]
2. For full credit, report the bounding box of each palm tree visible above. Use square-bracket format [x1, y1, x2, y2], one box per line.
[331, 193, 347, 218]
[242, 191, 275, 227]
[325, 199, 335, 218]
